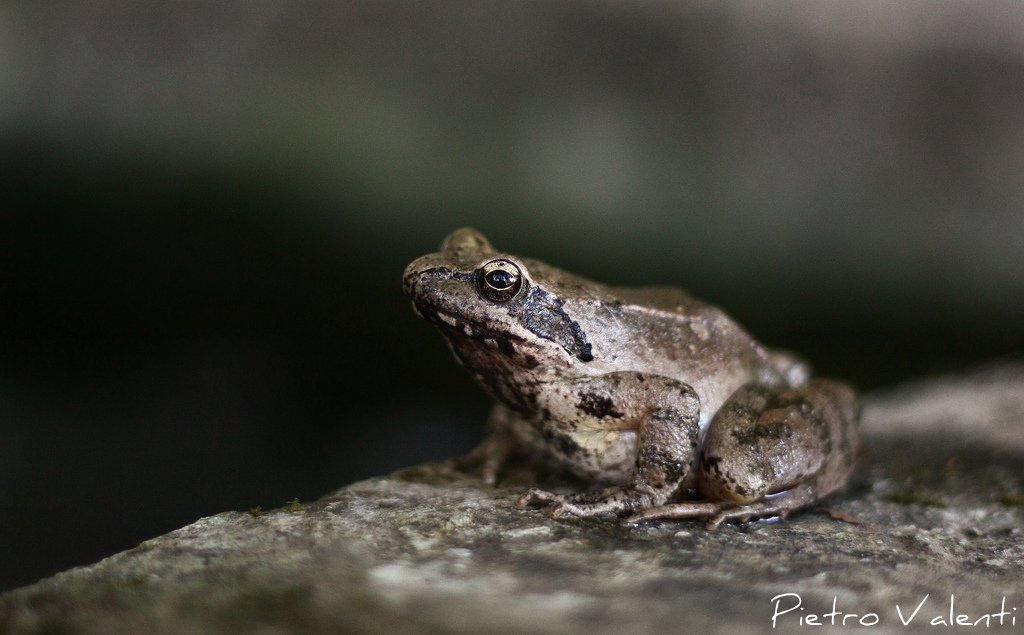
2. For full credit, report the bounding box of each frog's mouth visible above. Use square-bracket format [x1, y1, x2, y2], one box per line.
[403, 267, 510, 341]
[419, 302, 527, 359]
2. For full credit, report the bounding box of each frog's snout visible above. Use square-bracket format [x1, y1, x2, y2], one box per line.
[402, 254, 441, 295]
[402, 261, 422, 297]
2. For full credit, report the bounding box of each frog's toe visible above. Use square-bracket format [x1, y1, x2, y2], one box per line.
[623, 501, 730, 525]
[549, 503, 578, 519]
[626, 488, 822, 528]
[548, 501, 622, 518]
[479, 462, 500, 487]
[453, 435, 516, 486]
[516, 488, 559, 509]
[516, 490, 621, 518]
[705, 506, 791, 530]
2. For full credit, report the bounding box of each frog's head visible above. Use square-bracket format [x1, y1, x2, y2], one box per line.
[404, 228, 594, 378]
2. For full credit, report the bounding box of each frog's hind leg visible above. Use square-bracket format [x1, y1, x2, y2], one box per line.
[627, 380, 858, 529]
[625, 482, 822, 530]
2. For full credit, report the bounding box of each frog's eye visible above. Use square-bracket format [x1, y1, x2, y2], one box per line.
[477, 259, 524, 302]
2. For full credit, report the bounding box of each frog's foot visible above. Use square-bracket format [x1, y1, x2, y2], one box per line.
[453, 405, 537, 486]
[451, 412, 528, 486]
[624, 501, 731, 528]
[450, 436, 514, 486]
[516, 486, 660, 518]
[624, 485, 820, 530]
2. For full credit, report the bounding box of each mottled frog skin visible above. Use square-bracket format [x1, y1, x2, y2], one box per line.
[403, 228, 859, 528]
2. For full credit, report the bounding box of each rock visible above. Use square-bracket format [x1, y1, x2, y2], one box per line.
[3, 366, 1024, 634]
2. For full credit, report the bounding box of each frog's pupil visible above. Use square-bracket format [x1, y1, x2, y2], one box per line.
[486, 269, 516, 290]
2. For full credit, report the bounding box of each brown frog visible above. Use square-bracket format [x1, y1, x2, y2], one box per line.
[403, 228, 859, 528]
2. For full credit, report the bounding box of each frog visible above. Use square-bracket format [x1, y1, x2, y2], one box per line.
[403, 228, 859, 528]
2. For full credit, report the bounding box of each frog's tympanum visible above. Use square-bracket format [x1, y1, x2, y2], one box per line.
[404, 228, 859, 528]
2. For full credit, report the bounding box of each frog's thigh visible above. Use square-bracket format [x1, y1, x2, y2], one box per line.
[698, 380, 858, 505]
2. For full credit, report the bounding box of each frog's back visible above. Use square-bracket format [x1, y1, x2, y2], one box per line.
[611, 286, 715, 319]
[576, 285, 782, 425]
[602, 285, 761, 351]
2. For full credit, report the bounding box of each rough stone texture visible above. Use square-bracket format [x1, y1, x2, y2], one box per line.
[3, 366, 1024, 634]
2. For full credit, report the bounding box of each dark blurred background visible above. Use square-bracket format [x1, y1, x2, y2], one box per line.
[2, 2, 1023, 591]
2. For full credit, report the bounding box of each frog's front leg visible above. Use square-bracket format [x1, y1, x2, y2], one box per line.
[452, 404, 522, 486]
[456, 403, 574, 485]
[627, 379, 859, 528]
[517, 372, 701, 518]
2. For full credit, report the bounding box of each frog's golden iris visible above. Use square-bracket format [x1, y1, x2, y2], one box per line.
[477, 259, 523, 302]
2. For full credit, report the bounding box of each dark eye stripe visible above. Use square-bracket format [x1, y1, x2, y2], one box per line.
[521, 286, 593, 363]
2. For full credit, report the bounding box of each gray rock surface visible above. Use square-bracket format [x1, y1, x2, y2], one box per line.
[3, 366, 1024, 634]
